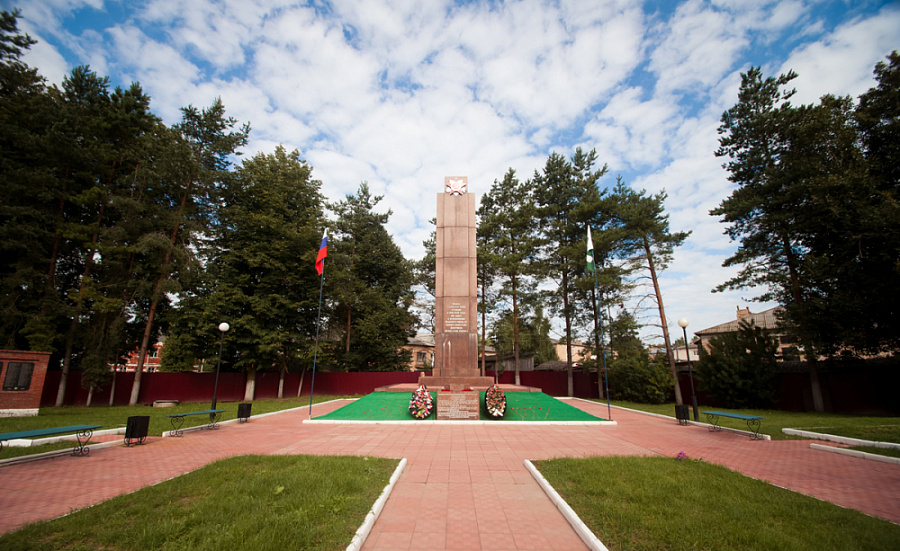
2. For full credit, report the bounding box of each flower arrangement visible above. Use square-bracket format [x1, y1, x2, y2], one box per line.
[408, 384, 434, 419]
[484, 385, 506, 419]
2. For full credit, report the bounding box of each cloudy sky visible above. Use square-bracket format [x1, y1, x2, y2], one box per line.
[8, 0, 899, 341]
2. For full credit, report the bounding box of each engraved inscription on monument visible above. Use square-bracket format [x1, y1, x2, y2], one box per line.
[444, 302, 468, 333]
[436, 391, 480, 420]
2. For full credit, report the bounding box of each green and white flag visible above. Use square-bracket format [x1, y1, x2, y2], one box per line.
[586, 226, 595, 272]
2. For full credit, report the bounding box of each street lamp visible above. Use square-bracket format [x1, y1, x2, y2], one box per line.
[677, 318, 699, 421]
[211, 322, 229, 412]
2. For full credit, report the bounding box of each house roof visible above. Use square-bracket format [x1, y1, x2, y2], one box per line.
[407, 333, 435, 347]
[694, 306, 783, 336]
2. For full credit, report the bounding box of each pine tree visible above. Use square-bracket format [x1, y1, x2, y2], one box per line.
[610, 179, 689, 405]
[532, 148, 607, 396]
[329, 184, 415, 371]
[477, 168, 539, 385]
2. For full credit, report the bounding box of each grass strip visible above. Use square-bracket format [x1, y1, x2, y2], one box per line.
[602, 399, 900, 442]
[849, 445, 900, 459]
[534, 456, 900, 550]
[0, 396, 345, 460]
[317, 391, 604, 421]
[0, 454, 398, 551]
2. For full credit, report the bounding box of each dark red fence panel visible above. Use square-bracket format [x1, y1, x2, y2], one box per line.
[38, 367, 898, 413]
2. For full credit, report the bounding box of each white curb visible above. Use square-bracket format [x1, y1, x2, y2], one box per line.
[524, 459, 609, 551]
[783, 428, 900, 450]
[347, 458, 407, 551]
[810, 443, 900, 465]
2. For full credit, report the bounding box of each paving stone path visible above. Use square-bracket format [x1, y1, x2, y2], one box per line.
[0, 399, 898, 550]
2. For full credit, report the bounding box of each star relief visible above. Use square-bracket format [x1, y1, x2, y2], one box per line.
[446, 178, 467, 195]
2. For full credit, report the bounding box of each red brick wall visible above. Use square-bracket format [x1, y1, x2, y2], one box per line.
[0, 350, 51, 411]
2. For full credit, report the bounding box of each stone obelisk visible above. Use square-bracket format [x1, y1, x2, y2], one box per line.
[420, 176, 494, 391]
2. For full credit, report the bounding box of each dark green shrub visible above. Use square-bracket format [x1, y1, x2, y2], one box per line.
[607, 349, 674, 404]
[696, 320, 778, 408]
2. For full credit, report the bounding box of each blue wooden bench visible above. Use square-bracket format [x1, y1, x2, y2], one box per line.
[0, 424, 102, 456]
[701, 411, 765, 440]
[165, 409, 225, 437]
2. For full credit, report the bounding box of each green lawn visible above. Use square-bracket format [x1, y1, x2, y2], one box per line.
[603, 399, 900, 443]
[534, 456, 900, 550]
[316, 391, 605, 421]
[0, 454, 399, 551]
[0, 396, 347, 460]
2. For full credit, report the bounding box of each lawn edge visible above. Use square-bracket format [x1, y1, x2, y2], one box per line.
[524, 459, 609, 551]
[347, 457, 407, 551]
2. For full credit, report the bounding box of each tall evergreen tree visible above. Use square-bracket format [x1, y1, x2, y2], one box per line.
[610, 179, 690, 405]
[128, 98, 248, 404]
[0, 10, 58, 351]
[329, 184, 415, 371]
[532, 148, 607, 396]
[477, 168, 539, 385]
[711, 60, 900, 409]
[163, 146, 324, 399]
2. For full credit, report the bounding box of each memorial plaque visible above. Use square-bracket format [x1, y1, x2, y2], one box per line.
[436, 391, 480, 420]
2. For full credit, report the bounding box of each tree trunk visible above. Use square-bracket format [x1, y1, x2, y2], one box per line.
[86, 385, 94, 407]
[56, 212, 102, 407]
[244, 368, 257, 401]
[784, 239, 825, 412]
[277, 365, 285, 399]
[481, 270, 487, 379]
[645, 239, 684, 405]
[297, 368, 305, 397]
[562, 271, 573, 397]
[591, 286, 604, 399]
[108, 371, 116, 407]
[129, 182, 192, 405]
[512, 275, 521, 387]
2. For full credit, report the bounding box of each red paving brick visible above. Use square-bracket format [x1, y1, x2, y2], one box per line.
[0, 398, 898, 549]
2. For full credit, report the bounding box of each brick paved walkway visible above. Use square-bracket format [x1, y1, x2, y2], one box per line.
[0, 399, 898, 549]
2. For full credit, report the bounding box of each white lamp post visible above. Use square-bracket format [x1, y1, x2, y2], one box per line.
[211, 322, 229, 411]
[677, 318, 699, 421]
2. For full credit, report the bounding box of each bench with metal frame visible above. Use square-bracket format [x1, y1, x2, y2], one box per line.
[0, 424, 102, 456]
[165, 409, 225, 437]
[701, 410, 765, 440]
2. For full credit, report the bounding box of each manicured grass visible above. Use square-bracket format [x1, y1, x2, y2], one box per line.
[0, 396, 347, 460]
[0, 454, 398, 551]
[317, 391, 605, 421]
[534, 456, 900, 550]
[603, 399, 900, 442]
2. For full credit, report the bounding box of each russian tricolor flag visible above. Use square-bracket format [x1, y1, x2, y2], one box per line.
[315, 230, 328, 275]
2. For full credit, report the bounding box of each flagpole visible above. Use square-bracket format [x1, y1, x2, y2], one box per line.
[308, 268, 324, 419]
[309, 230, 328, 419]
[587, 226, 611, 421]
[592, 266, 611, 421]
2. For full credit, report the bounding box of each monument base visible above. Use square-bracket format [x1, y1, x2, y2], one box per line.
[417, 376, 496, 390]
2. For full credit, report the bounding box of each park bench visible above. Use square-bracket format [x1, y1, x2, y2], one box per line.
[0, 424, 101, 456]
[165, 409, 225, 437]
[701, 410, 765, 440]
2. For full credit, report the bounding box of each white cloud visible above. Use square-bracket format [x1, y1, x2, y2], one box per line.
[781, 5, 900, 104]
[10, 0, 893, 340]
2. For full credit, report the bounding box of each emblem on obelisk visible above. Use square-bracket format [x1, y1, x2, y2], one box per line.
[445, 177, 467, 195]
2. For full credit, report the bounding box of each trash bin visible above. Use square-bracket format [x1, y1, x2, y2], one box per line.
[237, 403, 252, 423]
[675, 405, 690, 426]
[125, 415, 150, 446]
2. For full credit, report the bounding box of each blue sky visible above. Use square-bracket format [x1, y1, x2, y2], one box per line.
[7, 0, 899, 342]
